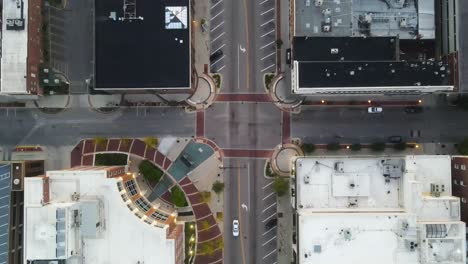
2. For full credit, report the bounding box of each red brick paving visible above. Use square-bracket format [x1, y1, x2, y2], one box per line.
[107, 139, 120, 151]
[194, 248, 222, 264]
[130, 140, 146, 157]
[198, 225, 221, 243]
[196, 110, 205, 137]
[83, 140, 95, 154]
[95, 139, 108, 152]
[82, 155, 94, 166]
[181, 183, 198, 195]
[196, 215, 216, 230]
[155, 151, 165, 167]
[192, 203, 211, 219]
[187, 193, 203, 205]
[222, 149, 273, 158]
[144, 147, 156, 161]
[163, 158, 172, 170]
[160, 191, 173, 205]
[118, 139, 132, 152]
[215, 93, 273, 102]
[303, 100, 422, 106]
[282, 111, 291, 144]
[179, 177, 191, 186]
[70, 143, 83, 167]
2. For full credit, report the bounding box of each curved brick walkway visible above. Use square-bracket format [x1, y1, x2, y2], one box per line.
[71, 138, 223, 264]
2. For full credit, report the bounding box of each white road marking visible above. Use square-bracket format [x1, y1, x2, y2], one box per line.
[261, 18, 274, 27]
[211, 20, 225, 32]
[211, 55, 225, 66]
[212, 32, 226, 42]
[211, 43, 226, 56]
[261, 64, 275, 72]
[263, 248, 276, 259]
[262, 192, 275, 201]
[262, 181, 273, 189]
[261, 29, 275, 38]
[260, 0, 270, 5]
[217, 65, 226, 71]
[211, 9, 225, 21]
[261, 8, 274, 16]
[262, 226, 276, 236]
[262, 236, 277, 247]
[261, 52, 275, 61]
[262, 212, 276, 223]
[260, 40, 275, 50]
[262, 202, 277, 213]
[211, 0, 223, 9]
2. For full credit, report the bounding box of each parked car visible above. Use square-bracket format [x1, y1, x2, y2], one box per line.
[210, 50, 223, 62]
[232, 220, 239, 237]
[404, 106, 423, 114]
[265, 218, 277, 230]
[388, 136, 403, 143]
[368, 107, 383, 114]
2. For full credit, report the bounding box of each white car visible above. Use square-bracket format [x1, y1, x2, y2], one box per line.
[232, 220, 239, 237]
[368, 107, 383, 114]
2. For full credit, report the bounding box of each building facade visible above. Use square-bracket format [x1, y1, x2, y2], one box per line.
[451, 156, 468, 223]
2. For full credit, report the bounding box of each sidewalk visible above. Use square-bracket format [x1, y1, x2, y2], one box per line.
[277, 192, 293, 264]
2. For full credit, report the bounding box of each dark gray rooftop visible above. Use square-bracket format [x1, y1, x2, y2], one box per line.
[293, 36, 397, 62]
[297, 61, 450, 88]
[0, 164, 10, 264]
[94, 0, 190, 90]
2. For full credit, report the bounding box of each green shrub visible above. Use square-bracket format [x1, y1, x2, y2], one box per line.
[272, 177, 289, 197]
[457, 138, 468, 155]
[139, 160, 163, 183]
[95, 153, 127, 166]
[264, 74, 275, 89]
[212, 181, 224, 194]
[393, 142, 407, 151]
[327, 142, 341, 151]
[302, 143, 316, 154]
[350, 143, 362, 151]
[170, 185, 188, 207]
[370, 142, 386, 152]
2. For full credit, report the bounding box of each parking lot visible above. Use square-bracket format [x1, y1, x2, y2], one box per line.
[209, 0, 228, 74]
[255, 176, 278, 264]
[256, 0, 277, 76]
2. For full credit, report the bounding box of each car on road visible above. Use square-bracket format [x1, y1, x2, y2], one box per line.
[404, 106, 423, 114]
[388, 136, 403, 143]
[368, 107, 383, 114]
[210, 50, 223, 62]
[232, 220, 239, 237]
[265, 218, 277, 230]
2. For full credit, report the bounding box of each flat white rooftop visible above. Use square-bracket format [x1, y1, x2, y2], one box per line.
[24, 169, 175, 264]
[1, 0, 28, 94]
[294, 156, 466, 264]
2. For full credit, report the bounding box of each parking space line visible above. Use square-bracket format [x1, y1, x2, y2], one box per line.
[262, 226, 276, 236]
[263, 248, 276, 259]
[211, 9, 225, 21]
[211, 43, 226, 56]
[211, 55, 225, 66]
[217, 65, 226, 71]
[262, 202, 276, 213]
[262, 181, 273, 189]
[212, 32, 226, 42]
[262, 236, 277, 247]
[261, 18, 274, 27]
[261, 29, 275, 38]
[261, 52, 275, 61]
[260, 40, 275, 50]
[211, 20, 225, 32]
[259, 0, 270, 5]
[261, 8, 274, 16]
[262, 212, 276, 223]
[261, 64, 275, 72]
[211, 0, 223, 9]
[262, 192, 275, 201]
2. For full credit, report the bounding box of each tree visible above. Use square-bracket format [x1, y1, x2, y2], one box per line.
[143, 136, 158, 148]
[170, 185, 188, 207]
[393, 142, 407, 151]
[276, 39, 283, 49]
[120, 137, 132, 149]
[302, 143, 316, 154]
[350, 143, 362, 151]
[199, 241, 215, 256]
[201, 191, 211, 203]
[370, 142, 386, 152]
[272, 176, 289, 197]
[93, 136, 107, 149]
[457, 138, 468, 155]
[138, 160, 163, 183]
[200, 220, 210, 230]
[212, 181, 225, 195]
[327, 142, 341, 151]
[455, 95, 468, 110]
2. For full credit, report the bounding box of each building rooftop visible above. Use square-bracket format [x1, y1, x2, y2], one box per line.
[24, 167, 175, 264]
[94, 0, 190, 90]
[294, 156, 466, 264]
[1, 0, 28, 94]
[0, 164, 11, 264]
[294, 0, 434, 39]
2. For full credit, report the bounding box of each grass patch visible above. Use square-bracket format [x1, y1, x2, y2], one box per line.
[213, 74, 221, 89]
[201, 191, 211, 203]
[301, 143, 316, 154]
[273, 176, 289, 197]
[139, 160, 163, 184]
[95, 153, 128, 166]
[264, 74, 275, 90]
[265, 161, 277, 177]
[170, 185, 188, 207]
[184, 222, 196, 264]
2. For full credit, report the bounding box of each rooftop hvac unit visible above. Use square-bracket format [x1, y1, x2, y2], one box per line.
[72, 192, 80, 201]
[430, 183, 445, 197]
[322, 25, 331, 32]
[315, 0, 323, 6]
[334, 162, 344, 173]
[304, 174, 311, 184]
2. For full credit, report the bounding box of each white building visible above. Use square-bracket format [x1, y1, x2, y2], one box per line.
[24, 166, 180, 264]
[292, 155, 466, 264]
